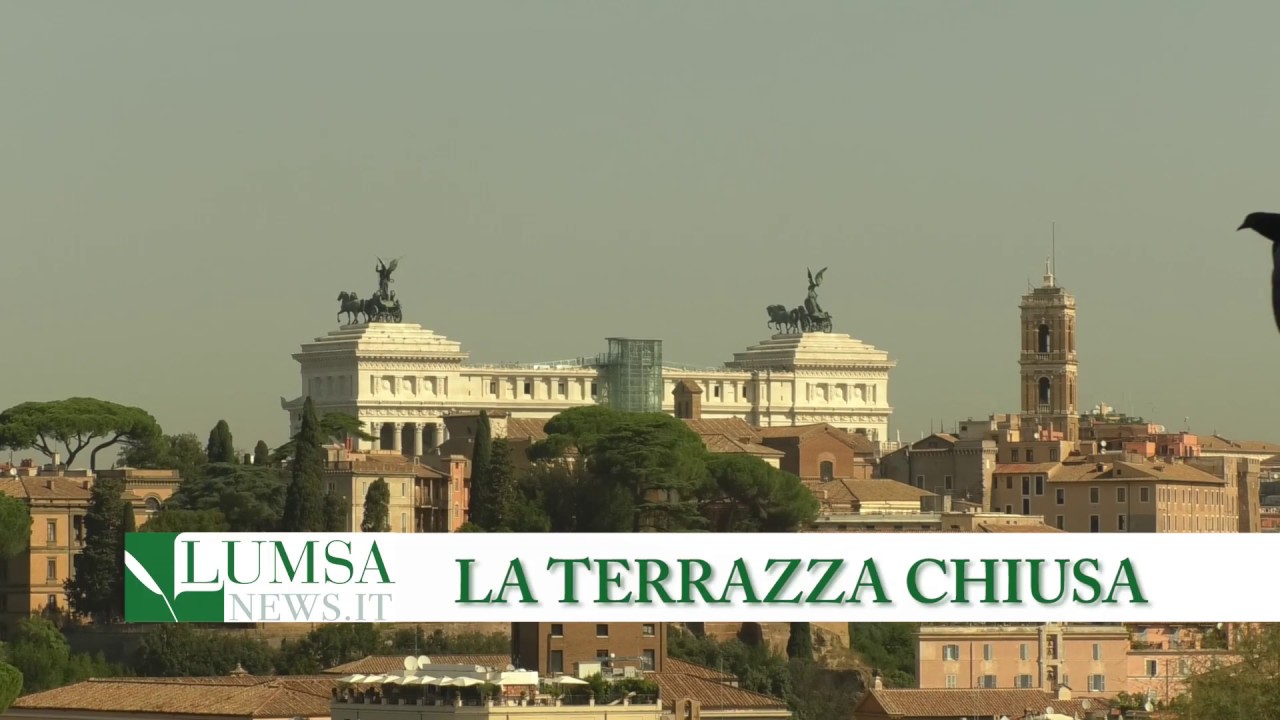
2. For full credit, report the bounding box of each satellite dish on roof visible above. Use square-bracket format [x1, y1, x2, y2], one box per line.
[1047, 707, 1055, 715]
[1144, 701, 1155, 712]
[417, 655, 431, 668]
[403, 656, 417, 671]
[1081, 699, 1092, 710]
[506, 664, 515, 672]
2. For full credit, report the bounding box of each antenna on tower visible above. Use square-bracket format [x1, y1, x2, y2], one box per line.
[1051, 221, 1056, 278]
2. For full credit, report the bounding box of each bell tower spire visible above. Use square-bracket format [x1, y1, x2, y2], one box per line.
[1019, 258, 1078, 442]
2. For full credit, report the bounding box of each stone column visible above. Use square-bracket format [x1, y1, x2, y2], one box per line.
[416, 423, 428, 458]
[392, 423, 403, 453]
[369, 422, 382, 451]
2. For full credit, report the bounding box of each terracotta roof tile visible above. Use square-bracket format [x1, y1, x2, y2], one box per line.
[863, 688, 1096, 718]
[673, 379, 704, 394]
[11, 677, 333, 717]
[993, 463, 1060, 474]
[1198, 434, 1280, 454]
[652, 673, 787, 711]
[505, 418, 549, 441]
[834, 479, 935, 503]
[701, 435, 785, 457]
[662, 658, 736, 683]
[682, 419, 761, 443]
[0, 476, 93, 501]
[323, 654, 512, 674]
[754, 424, 876, 454]
[1047, 459, 1226, 485]
[977, 523, 1065, 533]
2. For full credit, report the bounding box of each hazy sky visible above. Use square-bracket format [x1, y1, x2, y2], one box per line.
[4, 1, 1279, 456]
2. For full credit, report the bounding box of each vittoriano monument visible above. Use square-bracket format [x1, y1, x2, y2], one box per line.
[336, 257, 404, 325]
[766, 267, 833, 334]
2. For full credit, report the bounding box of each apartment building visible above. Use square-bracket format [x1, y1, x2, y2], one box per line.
[322, 447, 468, 532]
[511, 622, 667, 677]
[990, 456, 1239, 532]
[1123, 623, 1241, 703]
[916, 624, 1128, 696]
[0, 464, 176, 635]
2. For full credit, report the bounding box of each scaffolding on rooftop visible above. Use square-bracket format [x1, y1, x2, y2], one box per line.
[596, 338, 663, 413]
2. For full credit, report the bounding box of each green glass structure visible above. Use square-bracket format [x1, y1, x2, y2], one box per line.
[596, 337, 663, 413]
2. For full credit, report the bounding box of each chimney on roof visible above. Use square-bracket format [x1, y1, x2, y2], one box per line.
[229, 663, 249, 677]
[45, 478, 54, 490]
[872, 670, 883, 690]
[673, 380, 703, 420]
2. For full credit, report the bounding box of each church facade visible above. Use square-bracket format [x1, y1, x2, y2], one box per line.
[280, 322, 897, 455]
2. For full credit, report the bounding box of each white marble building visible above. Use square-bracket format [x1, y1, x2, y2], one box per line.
[281, 322, 896, 454]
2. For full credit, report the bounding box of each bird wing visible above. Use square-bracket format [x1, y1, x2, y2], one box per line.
[1273, 244, 1280, 334]
[815, 267, 827, 285]
[388, 258, 398, 273]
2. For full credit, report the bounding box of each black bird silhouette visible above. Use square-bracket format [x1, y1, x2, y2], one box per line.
[1237, 212, 1280, 333]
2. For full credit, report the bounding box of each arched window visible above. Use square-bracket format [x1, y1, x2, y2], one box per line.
[820, 461, 835, 481]
[1038, 324, 1052, 353]
[144, 497, 161, 513]
[1038, 377, 1052, 407]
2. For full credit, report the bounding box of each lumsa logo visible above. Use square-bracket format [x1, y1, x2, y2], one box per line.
[124, 533, 394, 623]
[124, 533, 225, 622]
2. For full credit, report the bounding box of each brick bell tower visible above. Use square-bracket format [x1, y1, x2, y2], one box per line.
[1019, 258, 1079, 442]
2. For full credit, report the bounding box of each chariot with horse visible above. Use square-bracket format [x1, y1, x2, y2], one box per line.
[765, 266, 834, 334]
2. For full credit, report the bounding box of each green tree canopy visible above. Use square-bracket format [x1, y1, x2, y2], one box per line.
[121, 432, 208, 482]
[847, 623, 917, 687]
[385, 627, 509, 654]
[472, 436, 518, 531]
[121, 501, 136, 534]
[0, 398, 161, 470]
[253, 440, 271, 466]
[667, 625, 791, 699]
[206, 420, 235, 464]
[65, 477, 128, 622]
[700, 455, 819, 532]
[0, 494, 32, 559]
[275, 624, 382, 674]
[271, 412, 374, 464]
[168, 464, 286, 532]
[132, 624, 275, 676]
[140, 508, 228, 533]
[361, 479, 390, 532]
[586, 413, 709, 532]
[0, 662, 20, 714]
[0, 618, 117, 693]
[324, 491, 348, 532]
[469, 411, 494, 521]
[1179, 624, 1280, 719]
[786, 622, 814, 662]
[528, 405, 627, 459]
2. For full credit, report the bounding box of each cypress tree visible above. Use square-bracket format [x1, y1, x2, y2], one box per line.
[119, 502, 136, 618]
[323, 491, 347, 532]
[787, 622, 815, 662]
[65, 477, 128, 622]
[282, 398, 326, 532]
[207, 420, 235, 464]
[361, 479, 391, 532]
[253, 440, 270, 467]
[487, 439, 518, 531]
[468, 411, 495, 529]
[121, 503, 136, 534]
